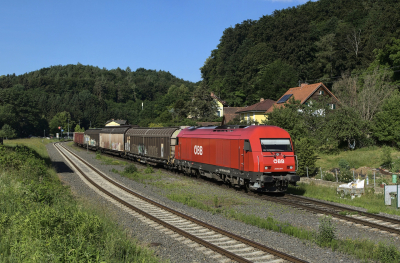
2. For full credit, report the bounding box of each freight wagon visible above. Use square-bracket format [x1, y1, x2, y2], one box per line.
[84, 128, 102, 150]
[73, 132, 84, 146]
[99, 126, 132, 154]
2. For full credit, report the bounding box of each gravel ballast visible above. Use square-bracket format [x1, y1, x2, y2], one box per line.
[47, 142, 398, 263]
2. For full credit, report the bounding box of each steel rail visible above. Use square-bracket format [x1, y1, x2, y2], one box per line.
[54, 143, 253, 263]
[56, 142, 308, 263]
[83, 143, 400, 236]
[260, 194, 400, 235]
[286, 194, 400, 227]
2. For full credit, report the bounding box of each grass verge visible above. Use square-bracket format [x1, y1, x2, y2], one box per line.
[0, 139, 162, 263]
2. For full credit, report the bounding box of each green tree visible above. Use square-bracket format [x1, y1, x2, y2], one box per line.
[374, 38, 400, 83]
[49, 112, 75, 136]
[315, 33, 336, 77]
[324, 106, 366, 150]
[295, 137, 317, 177]
[254, 59, 298, 101]
[0, 124, 16, 139]
[264, 98, 305, 141]
[74, 124, 85, 132]
[372, 92, 400, 147]
[188, 85, 218, 121]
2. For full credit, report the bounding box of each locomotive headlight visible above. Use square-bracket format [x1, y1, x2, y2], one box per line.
[287, 166, 293, 169]
[264, 166, 271, 170]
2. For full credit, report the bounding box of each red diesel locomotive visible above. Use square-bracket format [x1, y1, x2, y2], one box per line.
[74, 125, 299, 192]
[174, 125, 299, 192]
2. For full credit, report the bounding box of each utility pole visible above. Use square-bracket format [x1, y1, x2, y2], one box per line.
[68, 119, 70, 139]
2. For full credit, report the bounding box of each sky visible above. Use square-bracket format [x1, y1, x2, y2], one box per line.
[1, 0, 312, 83]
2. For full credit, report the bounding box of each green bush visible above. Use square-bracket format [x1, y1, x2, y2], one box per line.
[316, 216, 336, 246]
[144, 165, 154, 174]
[381, 146, 392, 169]
[338, 169, 353, 183]
[124, 164, 138, 173]
[338, 159, 350, 170]
[323, 172, 336, 182]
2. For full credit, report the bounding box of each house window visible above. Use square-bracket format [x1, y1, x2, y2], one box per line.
[253, 112, 256, 121]
[330, 104, 336, 109]
[217, 111, 220, 117]
[319, 90, 324, 95]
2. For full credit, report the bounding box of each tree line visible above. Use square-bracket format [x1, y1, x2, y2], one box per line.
[0, 64, 218, 138]
[201, 0, 400, 106]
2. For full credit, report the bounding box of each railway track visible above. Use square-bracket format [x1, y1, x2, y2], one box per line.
[54, 142, 308, 263]
[260, 194, 400, 236]
[74, 143, 400, 239]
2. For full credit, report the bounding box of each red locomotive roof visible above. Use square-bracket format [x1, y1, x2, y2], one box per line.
[177, 125, 291, 141]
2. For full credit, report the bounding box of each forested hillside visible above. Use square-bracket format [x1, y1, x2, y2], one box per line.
[201, 0, 400, 105]
[0, 64, 218, 137]
[1, 0, 400, 157]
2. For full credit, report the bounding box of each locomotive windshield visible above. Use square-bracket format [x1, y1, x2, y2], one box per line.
[260, 139, 292, 152]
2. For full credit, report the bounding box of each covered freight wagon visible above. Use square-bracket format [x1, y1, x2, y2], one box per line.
[84, 128, 102, 149]
[99, 126, 131, 153]
[73, 132, 84, 146]
[125, 127, 181, 163]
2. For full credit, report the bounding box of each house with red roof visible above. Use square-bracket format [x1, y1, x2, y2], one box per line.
[235, 98, 276, 124]
[265, 82, 339, 114]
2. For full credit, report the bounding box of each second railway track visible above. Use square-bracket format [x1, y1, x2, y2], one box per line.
[54, 142, 308, 263]
[92, 144, 400, 238]
[259, 193, 400, 236]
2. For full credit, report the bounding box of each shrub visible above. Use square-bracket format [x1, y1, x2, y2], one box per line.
[316, 216, 336, 246]
[338, 169, 353, 183]
[381, 146, 392, 169]
[323, 172, 336, 182]
[144, 165, 154, 174]
[124, 164, 138, 174]
[338, 159, 350, 170]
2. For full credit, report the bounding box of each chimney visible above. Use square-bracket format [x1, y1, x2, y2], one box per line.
[300, 83, 308, 88]
[260, 98, 264, 102]
[211, 92, 214, 97]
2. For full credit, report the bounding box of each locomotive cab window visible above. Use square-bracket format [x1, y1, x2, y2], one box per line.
[260, 139, 292, 152]
[244, 140, 252, 152]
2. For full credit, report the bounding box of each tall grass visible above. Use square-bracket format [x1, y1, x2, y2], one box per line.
[0, 141, 161, 263]
[95, 151, 127, 165]
[316, 146, 400, 170]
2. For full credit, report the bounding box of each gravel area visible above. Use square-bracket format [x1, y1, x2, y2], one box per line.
[47, 142, 391, 263]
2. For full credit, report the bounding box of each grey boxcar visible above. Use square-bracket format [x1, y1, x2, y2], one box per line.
[125, 127, 182, 163]
[99, 126, 132, 153]
[84, 129, 102, 149]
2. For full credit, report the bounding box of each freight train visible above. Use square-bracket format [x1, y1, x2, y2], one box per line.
[73, 125, 300, 192]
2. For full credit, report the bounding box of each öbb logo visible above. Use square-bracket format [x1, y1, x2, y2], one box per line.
[273, 159, 284, 164]
[194, 145, 203, 155]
